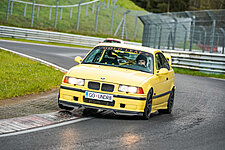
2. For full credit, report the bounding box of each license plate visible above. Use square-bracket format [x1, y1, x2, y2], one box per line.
[85, 91, 113, 102]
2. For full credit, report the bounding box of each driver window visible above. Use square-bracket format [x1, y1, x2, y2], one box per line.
[158, 53, 170, 70]
[155, 53, 163, 70]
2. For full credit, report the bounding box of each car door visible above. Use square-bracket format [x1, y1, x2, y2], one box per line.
[152, 52, 171, 106]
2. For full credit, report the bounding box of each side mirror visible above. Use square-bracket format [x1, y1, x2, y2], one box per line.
[74, 56, 82, 64]
[156, 68, 169, 76]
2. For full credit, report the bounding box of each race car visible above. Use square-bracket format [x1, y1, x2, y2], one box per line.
[58, 43, 175, 119]
[100, 38, 125, 44]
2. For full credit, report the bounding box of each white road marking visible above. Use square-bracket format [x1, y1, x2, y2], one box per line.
[0, 117, 92, 138]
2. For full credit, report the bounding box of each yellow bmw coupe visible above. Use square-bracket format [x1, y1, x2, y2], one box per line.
[58, 43, 175, 119]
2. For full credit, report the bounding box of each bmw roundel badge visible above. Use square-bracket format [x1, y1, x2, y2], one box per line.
[101, 77, 105, 80]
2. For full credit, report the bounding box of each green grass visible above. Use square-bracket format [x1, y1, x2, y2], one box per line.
[0, 0, 146, 41]
[0, 49, 64, 99]
[173, 67, 225, 79]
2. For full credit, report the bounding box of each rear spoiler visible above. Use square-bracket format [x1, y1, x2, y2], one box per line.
[163, 53, 172, 66]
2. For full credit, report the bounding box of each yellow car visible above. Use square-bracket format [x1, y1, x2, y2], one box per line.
[58, 43, 175, 119]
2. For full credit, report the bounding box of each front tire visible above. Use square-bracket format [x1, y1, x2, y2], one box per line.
[142, 89, 153, 120]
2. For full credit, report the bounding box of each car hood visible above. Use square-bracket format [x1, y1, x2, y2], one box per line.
[67, 64, 153, 86]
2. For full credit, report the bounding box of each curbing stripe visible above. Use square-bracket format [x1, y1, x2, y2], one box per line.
[0, 117, 91, 138]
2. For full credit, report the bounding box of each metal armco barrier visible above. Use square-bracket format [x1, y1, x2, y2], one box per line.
[162, 50, 225, 74]
[0, 25, 224, 74]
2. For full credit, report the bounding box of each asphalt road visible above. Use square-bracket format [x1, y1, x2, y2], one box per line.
[0, 40, 225, 150]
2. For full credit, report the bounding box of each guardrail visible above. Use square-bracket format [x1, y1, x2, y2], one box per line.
[162, 50, 225, 74]
[0, 25, 224, 74]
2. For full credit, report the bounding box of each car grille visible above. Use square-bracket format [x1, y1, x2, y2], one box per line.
[88, 82, 114, 92]
[88, 82, 100, 90]
[101, 83, 114, 92]
[83, 97, 115, 106]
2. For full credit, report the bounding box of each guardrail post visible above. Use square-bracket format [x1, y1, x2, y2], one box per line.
[95, 2, 103, 33]
[198, 30, 202, 44]
[114, 10, 130, 38]
[114, 0, 117, 6]
[103, 0, 106, 9]
[85, 4, 88, 16]
[60, 8, 63, 20]
[189, 16, 195, 51]
[199, 26, 206, 52]
[107, 0, 110, 8]
[10, 1, 13, 15]
[24, 3, 27, 17]
[210, 20, 216, 53]
[121, 10, 130, 39]
[37, 6, 40, 18]
[31, 0, 35, 27]
[70, 8, 73, 19]
[110, 5, 119, 35]
[134, 11, 142, 39]
[167, 31, 172, 50]
[49, 8, 52, 20]
[220, 28, 225, 54]
[6, 0, 10, 21]
[206, 10, 216, 53]
[185, 11, 195, 51]
[216, 33, 219, 48]
[171, 15, 178, 50]
[76, 0, 84, 31]
[181, 24, 188, 51]
[54, 0, 59, 29]
[184, 29, 188, 51]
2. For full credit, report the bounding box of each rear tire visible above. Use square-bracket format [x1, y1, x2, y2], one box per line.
[158, 88, 175, 114]
[142, 89, 153, 120]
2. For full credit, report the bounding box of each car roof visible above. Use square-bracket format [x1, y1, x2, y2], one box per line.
[96, 43, 161, 54]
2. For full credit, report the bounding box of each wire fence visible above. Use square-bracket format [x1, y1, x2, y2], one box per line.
[2, 0, 147, 41]
[139, 9, 225, 54]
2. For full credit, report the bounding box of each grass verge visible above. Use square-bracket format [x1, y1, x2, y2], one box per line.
[173, 67, 225, 79]
[0, 49, 64, 100]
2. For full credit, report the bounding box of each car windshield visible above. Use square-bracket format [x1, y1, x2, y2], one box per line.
[82, 46, 154, 73]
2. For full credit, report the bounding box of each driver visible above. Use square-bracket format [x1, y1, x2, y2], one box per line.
[136, 54, 147, 67]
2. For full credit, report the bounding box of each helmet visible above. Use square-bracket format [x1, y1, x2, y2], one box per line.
[136, 54, 147, 64]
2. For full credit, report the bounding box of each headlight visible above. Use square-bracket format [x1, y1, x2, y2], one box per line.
[63, 76, 85, 86]
[118, 85, 144, 94]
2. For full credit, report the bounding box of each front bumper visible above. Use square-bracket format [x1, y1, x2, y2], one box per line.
[58, 100, 144, 116]
[58, 85, 147, 115]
